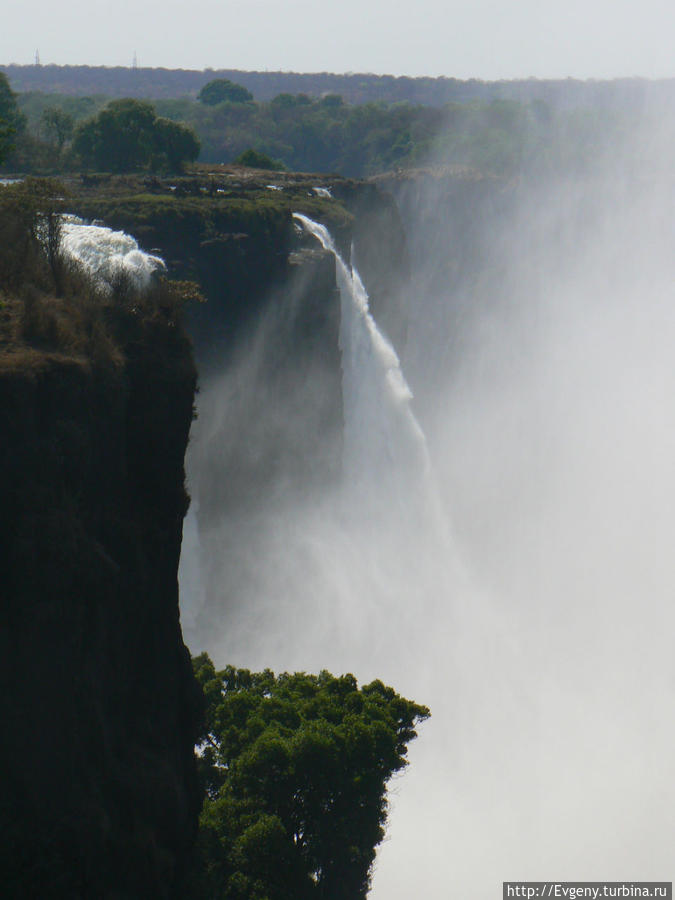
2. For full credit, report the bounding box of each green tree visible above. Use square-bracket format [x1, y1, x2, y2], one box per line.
[41, 106, 75, 153]
[73, 99, 199, 172]
[73, 98, 157, 171]
[233, 147, 285, 171]
[0, 177, 71, 298]
[198, 79, 254, 106]
[152, 116, 201, 171]
[320, 94, 344, 109]
[190, 654, 429, 900]
[0, 72, 25, 164]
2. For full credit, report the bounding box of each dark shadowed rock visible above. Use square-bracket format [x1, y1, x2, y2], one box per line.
[0, 303, 201, 898]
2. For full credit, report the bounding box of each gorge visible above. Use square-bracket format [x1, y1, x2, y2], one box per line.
[3, 150, 675, 897]
[178, 161, 675, 897]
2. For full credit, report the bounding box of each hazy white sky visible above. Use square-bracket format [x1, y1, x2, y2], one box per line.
[3, 0, 675, 79]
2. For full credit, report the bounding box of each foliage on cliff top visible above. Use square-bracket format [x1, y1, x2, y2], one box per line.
[0, 178, 200, 373]
[233, 147, 286, 171]
[65, 172, 354, 249]
[189, 653, 429, 900]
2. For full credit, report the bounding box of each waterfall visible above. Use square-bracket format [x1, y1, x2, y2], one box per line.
[181, 212, 459, 661]
[59, 215, 165, 290]
[292, 213, 444, 531]
[181, 211, 474, 897]
[182, 166, 675, 898]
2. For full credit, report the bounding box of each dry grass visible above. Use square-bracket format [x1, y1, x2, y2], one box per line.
[0, 288, 125, 374]
[0, 179, 200, 378]
[0, 266, 128, 374]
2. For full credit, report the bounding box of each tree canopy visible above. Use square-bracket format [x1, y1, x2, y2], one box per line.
[72, 98, 200, 173]
[234, 147, 285, 171]
[198, 78, 254, 106]
[11, 82, 640, 179]
[0, 72, 24, 164]
[190, 654, 429, 900]
[41, 106, 74, 153]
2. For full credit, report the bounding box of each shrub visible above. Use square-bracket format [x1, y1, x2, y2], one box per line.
[233, 148, 285, 171]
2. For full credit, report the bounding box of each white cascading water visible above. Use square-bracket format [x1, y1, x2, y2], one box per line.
[292, 213, 437, 520]
[180, 207, 462, 659]
[59, 215, 165, 290]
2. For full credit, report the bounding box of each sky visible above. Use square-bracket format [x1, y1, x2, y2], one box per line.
[3, 0, 675, 80]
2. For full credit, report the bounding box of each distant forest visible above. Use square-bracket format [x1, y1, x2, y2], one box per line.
[2, 65, 673, 178]
[3, 63, 674, 108]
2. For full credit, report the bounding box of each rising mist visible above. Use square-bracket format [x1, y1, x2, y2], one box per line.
[180, 108, 675, 897]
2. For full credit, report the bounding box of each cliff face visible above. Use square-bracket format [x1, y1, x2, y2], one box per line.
[0, 303, 201, 897]
[0, 171, 410, 895]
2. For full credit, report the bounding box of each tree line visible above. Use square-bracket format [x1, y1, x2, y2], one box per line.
[2, 73, 649, 179]
[3, 62, 672, 108]
[1, 73, 200, 173]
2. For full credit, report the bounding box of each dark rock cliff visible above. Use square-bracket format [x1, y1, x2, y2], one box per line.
[0, 303, 201, 897]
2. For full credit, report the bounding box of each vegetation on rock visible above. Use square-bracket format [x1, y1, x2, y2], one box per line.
[0, 177, 202, 366]
[233, 147, 285, 170]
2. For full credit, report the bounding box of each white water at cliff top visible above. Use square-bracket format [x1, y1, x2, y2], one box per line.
[60, 216, 165, 290]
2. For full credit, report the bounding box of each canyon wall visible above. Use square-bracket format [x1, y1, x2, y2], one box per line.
[0, 295, 201, 897]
